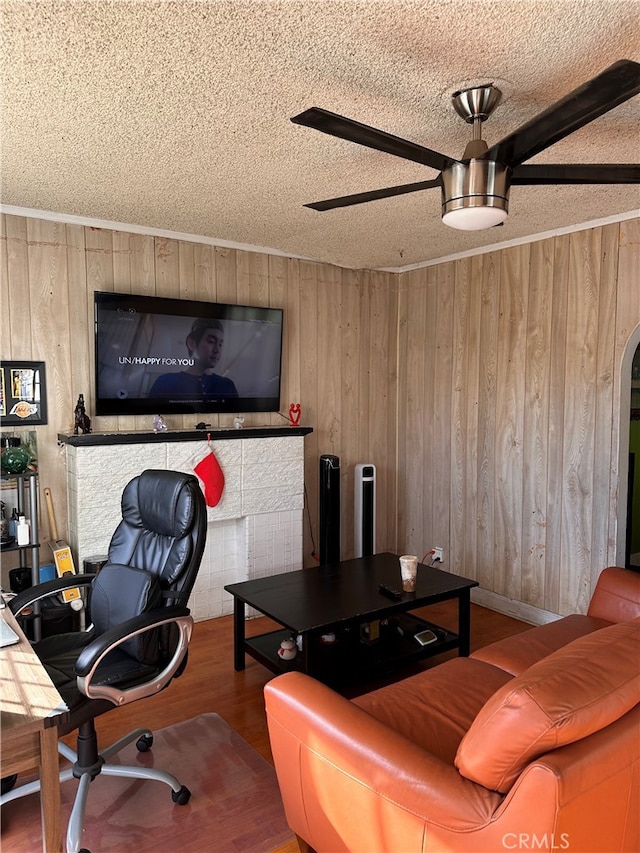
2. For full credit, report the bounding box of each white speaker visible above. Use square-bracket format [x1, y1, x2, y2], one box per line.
[354, 463, 376, 558]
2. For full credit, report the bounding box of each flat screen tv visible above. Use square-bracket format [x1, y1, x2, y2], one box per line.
[94, 291, 283, 416]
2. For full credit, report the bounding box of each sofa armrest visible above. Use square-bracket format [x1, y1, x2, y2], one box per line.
[587, 567, 640, 622]
[265, 672, 502, 852]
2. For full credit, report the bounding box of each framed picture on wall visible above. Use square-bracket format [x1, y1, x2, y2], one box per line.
[0, 361, 48, 426]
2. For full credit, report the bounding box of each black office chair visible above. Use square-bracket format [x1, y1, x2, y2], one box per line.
[2, 469, 207, 853]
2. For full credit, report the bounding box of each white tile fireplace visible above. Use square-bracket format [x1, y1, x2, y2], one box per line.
[59, 428, 312, 622]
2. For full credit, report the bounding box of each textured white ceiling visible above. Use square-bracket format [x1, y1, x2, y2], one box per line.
[2, 0, 639, 270]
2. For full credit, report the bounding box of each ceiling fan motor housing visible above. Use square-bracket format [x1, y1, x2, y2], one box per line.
[441, 159, 511, 229]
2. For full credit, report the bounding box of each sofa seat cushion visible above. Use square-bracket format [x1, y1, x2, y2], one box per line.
[470, 613, 611, 676]
[456, 618, 640, 793]
[353, 657, 513, 764]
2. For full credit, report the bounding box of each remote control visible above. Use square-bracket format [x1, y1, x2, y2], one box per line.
[379, 583, 403, 600]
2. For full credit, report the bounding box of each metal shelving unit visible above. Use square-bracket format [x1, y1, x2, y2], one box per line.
[1, 469, 42, 640]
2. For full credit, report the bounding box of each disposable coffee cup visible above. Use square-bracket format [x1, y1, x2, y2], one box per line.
[399, 555, 418, 592]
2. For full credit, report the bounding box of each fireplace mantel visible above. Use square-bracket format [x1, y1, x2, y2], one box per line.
[60, 427, 312, 621]
[58, 426, 312, 447]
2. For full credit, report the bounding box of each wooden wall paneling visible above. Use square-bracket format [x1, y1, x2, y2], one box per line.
[394, 270, 408, 551]
[340, 267, 363, 559]
[193, 243, 216, 302]
[4, 217, 32, 359]
[400, 269, 425, 554]
[612, 218, 640, 565]
[560, 229, 601, 614]
[4, 212, 638, 618]
[214, 247, 238, 303]
[130, 233, 157, 298]
[0, 216, 11, 357]
[299, 261, 319, 565]
[154, 238, 179, 298]
[450, 260, 468, 572]
[494, 244, 530, 602]
[545, 235, 570, 612]
[282, 257, 301, 422]
[476, 250, 500, 592]
[386, 270, 399, 555]
[26, 219, 72, 536]
[590, 224, 618, 583]
[367, 271, 393, 552]
[387, 272, 402, 555]
[432, 262, 455, 562]
[520, 238, 554, 608]
[346, 267, 373, 555]
[267, 255, 288, 428]
[1, 216, 27, 359]
[422, 267, 439, 557]
[463, 256, 482, 580]
[451, 258, 481, 577]
[178, 240, 195, 300]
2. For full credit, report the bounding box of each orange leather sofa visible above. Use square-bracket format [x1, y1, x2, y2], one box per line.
[265, 566, 640, 853]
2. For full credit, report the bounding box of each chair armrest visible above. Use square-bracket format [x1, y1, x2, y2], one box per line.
[9, 574, 96, 616]
[75, 605, 193, 706]
[264, 672, 502, 851]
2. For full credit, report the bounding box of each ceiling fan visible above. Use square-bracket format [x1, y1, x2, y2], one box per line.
[291, 59, 640, 230]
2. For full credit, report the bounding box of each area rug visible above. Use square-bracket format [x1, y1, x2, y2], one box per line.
[1, 713, 295, 852]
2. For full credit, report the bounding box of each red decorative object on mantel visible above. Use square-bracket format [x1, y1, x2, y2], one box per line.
[288, 403, 301, 427]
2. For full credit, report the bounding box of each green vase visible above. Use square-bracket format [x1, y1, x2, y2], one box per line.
[1, 445, 30, 474]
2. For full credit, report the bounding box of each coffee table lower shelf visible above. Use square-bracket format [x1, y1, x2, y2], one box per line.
[245, 613, 458, 687]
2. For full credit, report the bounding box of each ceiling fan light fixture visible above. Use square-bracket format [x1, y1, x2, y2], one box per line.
[441, 159, 510, 230]
[442, 203, 508, 230]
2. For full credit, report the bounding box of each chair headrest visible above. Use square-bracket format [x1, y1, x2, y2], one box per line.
[121, 469, 198, 539]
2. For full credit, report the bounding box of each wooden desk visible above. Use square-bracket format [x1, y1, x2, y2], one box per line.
[1, 606, 68, 852]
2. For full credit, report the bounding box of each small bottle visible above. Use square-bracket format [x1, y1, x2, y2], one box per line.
[9, 508, 19, 538]
[16, 515, 30, 546]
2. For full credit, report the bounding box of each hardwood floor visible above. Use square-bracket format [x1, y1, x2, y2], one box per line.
[2, 602, 531, 852]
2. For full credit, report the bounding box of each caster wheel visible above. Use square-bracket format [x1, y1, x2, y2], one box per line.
[1, 774, 18, 795]
[136, 734, 153, 752]
[172, 785, 191, 805]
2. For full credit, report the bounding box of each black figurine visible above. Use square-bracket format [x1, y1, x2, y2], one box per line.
[73, 394, 92, 435]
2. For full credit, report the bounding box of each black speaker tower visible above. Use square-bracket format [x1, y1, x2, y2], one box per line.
[319, 454, 340, 564]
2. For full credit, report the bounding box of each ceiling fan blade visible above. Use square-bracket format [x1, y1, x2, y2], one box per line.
[486, 59, 640, 168]
[291, 107, 456, 172]
[304, 178, 442, 211]
[511, 163, 640, 184]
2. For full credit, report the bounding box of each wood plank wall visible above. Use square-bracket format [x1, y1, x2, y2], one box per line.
[396, 219, 640, 615]
[0, 214, 397, 578]
[2, 213, 638, 615]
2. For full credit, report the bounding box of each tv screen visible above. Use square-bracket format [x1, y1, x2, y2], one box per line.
[94, 292, 283, 416]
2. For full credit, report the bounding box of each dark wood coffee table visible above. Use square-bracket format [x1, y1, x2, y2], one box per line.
[224, 553, 478, 686]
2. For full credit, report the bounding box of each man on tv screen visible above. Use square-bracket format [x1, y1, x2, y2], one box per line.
[150, 318, 239, 398]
